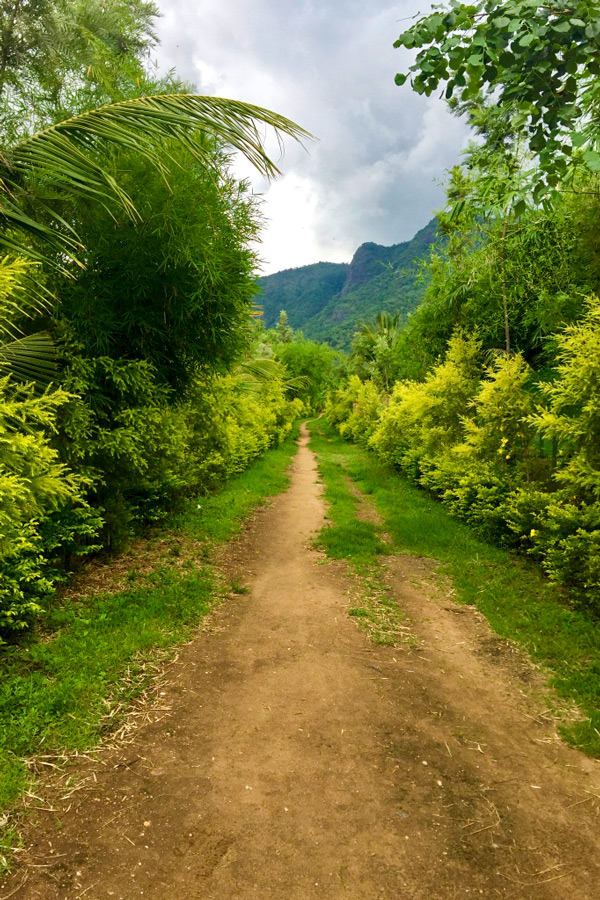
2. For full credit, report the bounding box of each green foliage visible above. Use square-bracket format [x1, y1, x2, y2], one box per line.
[420, 354, 536, 540]
[1, 92, 309, 272]
[349, 311, 404, 392]
[0, 0, 159, 140]
[0, 378, 90, 636]
[0, 315, 302, 634]
[274, 309, 294, 343]
[535, 296, 600, 501]
[325, 376, 383, 447]
[397, 187, 596, 376]
[274, 337, 342, 411]
[57, 339, 188, 548]
[394, 0, 600, 197]
[371, 331, 482, 476]
[0, 5, 310, 638]
[184, 372, 302, 490]
[334, 311, 600, 611]
[524, 296, 600, 601]
[0, 262, 93, 638]
[54, 327, 302, 551]
[56, 146, 261, 391]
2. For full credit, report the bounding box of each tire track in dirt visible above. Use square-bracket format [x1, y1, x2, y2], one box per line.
[2, 425, 600, 899]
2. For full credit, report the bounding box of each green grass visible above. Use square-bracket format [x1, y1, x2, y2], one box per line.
[308, 422, 414, 647]
[0, 425, 299, 858]
[309, 419, 600, 757]
[170, 423, 300, 543]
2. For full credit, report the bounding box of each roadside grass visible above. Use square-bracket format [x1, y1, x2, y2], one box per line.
[309, 422, 416, 647]
[309, 419, 600, 758]
[0, 426, 299, 866]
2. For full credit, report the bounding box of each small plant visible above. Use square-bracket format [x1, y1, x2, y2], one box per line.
[230, 580, 250, 595]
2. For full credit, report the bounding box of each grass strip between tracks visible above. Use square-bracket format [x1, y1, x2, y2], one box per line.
[0, 425, 300, 866]
[309, 418, 600, 759]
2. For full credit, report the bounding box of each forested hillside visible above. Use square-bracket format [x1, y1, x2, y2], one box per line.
[257, 219, 438, 346]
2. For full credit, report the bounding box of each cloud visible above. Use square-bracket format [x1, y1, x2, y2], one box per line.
[153, 1, 471, 273]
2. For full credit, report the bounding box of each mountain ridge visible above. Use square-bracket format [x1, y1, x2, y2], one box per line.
[256, 219, 438, 347]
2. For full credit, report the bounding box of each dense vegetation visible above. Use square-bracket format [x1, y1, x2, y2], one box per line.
[326, 0, 600, 615]
[256, 219, 437, 347]
[0, 0, 339, 642]
[310, 419, 600, 756]
[0, 428, 301, 832]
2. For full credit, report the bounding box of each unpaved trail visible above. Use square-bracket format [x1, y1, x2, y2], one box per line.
[3, 426, 600, 899]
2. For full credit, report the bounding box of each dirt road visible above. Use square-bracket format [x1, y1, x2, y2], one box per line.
[3, 426, 600, 899]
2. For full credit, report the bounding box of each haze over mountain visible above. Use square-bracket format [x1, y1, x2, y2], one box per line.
[256, 219, 438, 347]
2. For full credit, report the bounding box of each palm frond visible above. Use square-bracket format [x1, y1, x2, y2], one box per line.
[0, 332, 56, 384]
[240, 358, 287, 381]
[237, 357, 309, 396]
[0, 256, 52, 342]
[0, 94, 311, 265]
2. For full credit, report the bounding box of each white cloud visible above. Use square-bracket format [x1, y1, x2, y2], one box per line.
[152, 0, 471, 273]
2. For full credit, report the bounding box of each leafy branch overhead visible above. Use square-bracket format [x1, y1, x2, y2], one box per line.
[0, 93, 312, 265]
[394, 0, 600, 195]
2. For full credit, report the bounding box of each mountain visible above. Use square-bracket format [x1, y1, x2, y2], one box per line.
[256, 219, 438, 347]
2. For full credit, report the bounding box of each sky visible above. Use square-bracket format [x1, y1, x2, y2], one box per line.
[153, 1, 471, 274]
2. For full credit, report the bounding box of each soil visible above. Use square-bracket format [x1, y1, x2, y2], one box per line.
[2, 426, 600, 900]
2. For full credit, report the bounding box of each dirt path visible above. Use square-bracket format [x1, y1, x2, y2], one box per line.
[3, 426, 600, 899]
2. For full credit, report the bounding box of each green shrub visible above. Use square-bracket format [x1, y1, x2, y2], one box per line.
[370, 331, 482, 477]
[338, 379, 383, 446]
[0, 379, 88, 636]
[535, 296, 600, 503]
[324, 375, 362, 430]
[57, 343, 189, 549]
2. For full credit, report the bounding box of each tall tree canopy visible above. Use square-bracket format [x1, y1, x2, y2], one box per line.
[0, 0, 158, 140]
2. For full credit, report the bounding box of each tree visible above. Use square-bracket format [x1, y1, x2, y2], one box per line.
[274, 338, 342, 411]
[56, 144, 262, 391]
[0, 92, 309, 381]
[1, 93, 310, 267]
[349, 311, 403, 392]
[394, 0, 600, 198]
[274, 310, 294, 343]
[0, 0, 159, 142]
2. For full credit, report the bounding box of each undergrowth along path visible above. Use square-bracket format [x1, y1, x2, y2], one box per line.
[310, 419, 600, 758]
[0, 428, 299, 868]
[1, 424, 600, 899]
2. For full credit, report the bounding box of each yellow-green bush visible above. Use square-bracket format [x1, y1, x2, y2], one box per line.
[186, 373, 302, 489]
[420, 354, 538, 542]
[526, 297, 600, 605]
[331, 311, 600, 611]
[0, 321, 303, 639]
[57, 337, 303, 551]
[324, 375, 362, 430]
[370, 331, 482, 478]
[336, 378, 382, 446]
[0, 379, 91, 635]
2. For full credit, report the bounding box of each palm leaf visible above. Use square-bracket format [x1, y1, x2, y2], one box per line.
[0, 94, 312, 264]
[0, 332, 56, 384]
[237, 357, 309, 396]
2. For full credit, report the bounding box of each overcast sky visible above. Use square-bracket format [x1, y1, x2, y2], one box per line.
[153, 1, 471, 274]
